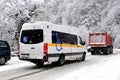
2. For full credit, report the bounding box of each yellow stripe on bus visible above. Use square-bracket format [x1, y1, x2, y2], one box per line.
[48, 43, 84, 48]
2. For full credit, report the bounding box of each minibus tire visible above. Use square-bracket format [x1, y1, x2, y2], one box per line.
[36, 61, 43, 67]
[58, 54, 65, 66]
[81, 52, 86, 61]
[0, 57, 6, 65]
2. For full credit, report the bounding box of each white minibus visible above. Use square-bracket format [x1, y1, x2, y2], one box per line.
[18, 21, 86, 66]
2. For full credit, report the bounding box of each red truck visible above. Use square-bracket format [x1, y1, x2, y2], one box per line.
[89, 32, 113, 55]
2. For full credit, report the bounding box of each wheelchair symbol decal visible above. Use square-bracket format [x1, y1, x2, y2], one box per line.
[23, 36, 28, 42]
[55, 33, 63, 51]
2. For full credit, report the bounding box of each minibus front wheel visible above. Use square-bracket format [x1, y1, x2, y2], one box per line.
[81, 52, 86, 61]
[35, 60, 44, 67]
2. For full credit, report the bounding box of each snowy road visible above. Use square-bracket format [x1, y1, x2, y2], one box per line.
[0, 49, 120, 80]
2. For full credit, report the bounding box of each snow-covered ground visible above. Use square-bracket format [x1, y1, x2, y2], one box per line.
[0, 57, 34, 72]
[56, 49, 120, 80]
[0, 49, 120, 80]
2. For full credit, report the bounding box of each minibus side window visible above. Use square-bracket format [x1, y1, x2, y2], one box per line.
[52, 31, 57, 43]
[52, 31, 78, 45]
[79, 36, 85, 45]
[69, 35, 77, 45]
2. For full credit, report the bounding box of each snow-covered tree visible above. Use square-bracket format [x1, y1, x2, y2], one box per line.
[1, 0, 120, 49]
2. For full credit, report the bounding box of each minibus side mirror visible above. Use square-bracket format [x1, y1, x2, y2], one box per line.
[81, 41, 85, 45]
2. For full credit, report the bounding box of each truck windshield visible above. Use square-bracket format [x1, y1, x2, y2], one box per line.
[20, 29, 43, 44]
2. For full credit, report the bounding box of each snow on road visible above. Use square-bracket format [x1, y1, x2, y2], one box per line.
[0, 49, 120, 80]
[56, 49, 120, 80]
[0, 57, 34, 72]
